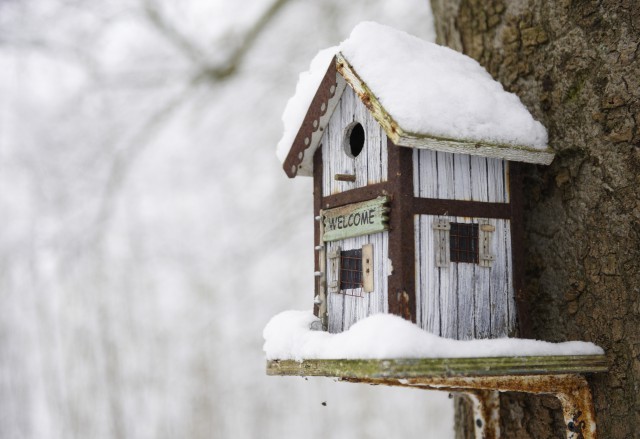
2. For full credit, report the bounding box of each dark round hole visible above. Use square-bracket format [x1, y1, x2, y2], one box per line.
[348, 123, 365, 157]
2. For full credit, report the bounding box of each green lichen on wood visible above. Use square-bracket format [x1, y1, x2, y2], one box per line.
[267, 355, 608, 379]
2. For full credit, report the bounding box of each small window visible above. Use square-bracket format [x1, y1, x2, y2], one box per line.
[340, 249, 362, 290]
[450, 223, 479, 264]
[344, 122, 365, 158]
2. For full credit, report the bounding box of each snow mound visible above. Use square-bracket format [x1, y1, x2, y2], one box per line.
[263, 310, 603, 361]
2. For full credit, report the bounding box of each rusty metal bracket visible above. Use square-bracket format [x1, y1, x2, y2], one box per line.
[348, 374, 597, 439]
[267, 357, 606, 439]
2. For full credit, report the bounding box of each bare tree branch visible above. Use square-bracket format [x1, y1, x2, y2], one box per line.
[143, 1, 205, 64]
[144, 0, 292, 82]
[201, 0, 291, 80]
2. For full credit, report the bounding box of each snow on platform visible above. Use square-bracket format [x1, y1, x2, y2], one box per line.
[263, 310, 603, 362]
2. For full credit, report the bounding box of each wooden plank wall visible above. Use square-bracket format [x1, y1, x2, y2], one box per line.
[413, 149, 509, 202]
[327, 231, 389, 333]
[415, 215, 515, 339]
[321, 87, 388, 197]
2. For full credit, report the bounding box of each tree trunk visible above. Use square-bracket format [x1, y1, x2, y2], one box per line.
[429, 1, 640, 437]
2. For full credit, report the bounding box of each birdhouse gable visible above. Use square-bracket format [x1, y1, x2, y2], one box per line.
[277, 22, 554, 178]
[320, 86, 389, 196]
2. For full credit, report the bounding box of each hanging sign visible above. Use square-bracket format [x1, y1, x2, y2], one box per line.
[322, 196, 390, 242]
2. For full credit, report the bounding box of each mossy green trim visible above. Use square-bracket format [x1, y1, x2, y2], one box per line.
[266, 355, 608, 379]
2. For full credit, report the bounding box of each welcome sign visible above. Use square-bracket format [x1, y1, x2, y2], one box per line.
[322, 196, 390, 242]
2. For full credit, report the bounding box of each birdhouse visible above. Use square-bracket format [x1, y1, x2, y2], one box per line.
[271, 23, 607, 439]
[278, 22, 554, 340]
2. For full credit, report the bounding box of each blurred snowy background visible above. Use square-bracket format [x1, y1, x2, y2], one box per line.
[0, 0, 453, 438]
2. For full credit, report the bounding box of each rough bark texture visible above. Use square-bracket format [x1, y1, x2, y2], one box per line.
[430, 0, 640, 437]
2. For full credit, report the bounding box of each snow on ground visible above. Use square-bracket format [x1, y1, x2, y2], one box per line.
[276, 21, 548, 164]
[263, 310, 603, 361]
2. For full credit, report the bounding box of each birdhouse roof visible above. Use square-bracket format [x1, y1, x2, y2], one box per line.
[277, 22, 554, 178]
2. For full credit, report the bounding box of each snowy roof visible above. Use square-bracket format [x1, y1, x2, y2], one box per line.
[278, 22, 554, 178]
[263, 311, 604, 361]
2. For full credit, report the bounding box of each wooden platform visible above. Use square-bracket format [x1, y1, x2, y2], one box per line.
[267, 355, 608, 379]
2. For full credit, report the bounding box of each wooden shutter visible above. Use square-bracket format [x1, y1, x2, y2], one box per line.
[328, 246, 341, 293]
[479, 222, 496, 268]
[432, 219, 451, 267]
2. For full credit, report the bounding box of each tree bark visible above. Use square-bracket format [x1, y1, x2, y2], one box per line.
[430, 1, 640, 437]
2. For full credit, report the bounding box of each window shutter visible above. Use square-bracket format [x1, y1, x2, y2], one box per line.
[328, 246, 341, 293]
[479, 223, 495, 268]
[432, 219, 451, 267]
[362, 244, 374, 293]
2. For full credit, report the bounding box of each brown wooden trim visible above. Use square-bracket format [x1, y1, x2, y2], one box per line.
[321, 182, 391, 209]
[509, 162, 530, 338]
[386, 142, 416, 322]
[412, 198, 511, 219]
[313, 148, 323, 317]
[283, 57, 338, 178]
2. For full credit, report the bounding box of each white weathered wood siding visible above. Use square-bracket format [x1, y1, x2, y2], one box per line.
[327, 231, 389, 333]
[414, 215, 515, 339]
[413, 149, 510, 202]
[321, 87, 388, 196]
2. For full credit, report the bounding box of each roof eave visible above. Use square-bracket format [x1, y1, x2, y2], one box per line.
[282, 56, 346, 178]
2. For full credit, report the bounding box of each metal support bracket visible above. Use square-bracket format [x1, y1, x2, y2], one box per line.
[267, 357, 605, 439]
[373, 374, 598, 439]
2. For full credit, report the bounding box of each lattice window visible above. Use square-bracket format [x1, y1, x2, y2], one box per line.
[450, 222, 479, 264]
[340, 249, 363, 290]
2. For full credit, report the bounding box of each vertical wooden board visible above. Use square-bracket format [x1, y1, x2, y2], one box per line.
[416, 214, 440, 335]
[504, 221, 517, 334]
[413, 149, 421, 198]
[323, 91, 343, 197]
[414, 215, 423, 327]
[489, 219, 511, 337]
[470, 156, 489, 202]
[368, 231, 388, 316]
[321, 123, 332, 198]
[360, 97, 381, 185]
[435, 215, 456, 338]
[381, 230, 389, 314]
[379, 124, 388, 184]
[474, 220, 492, 339]
[436, 152, 455, 199]
[419, 149, 439, 198]
[337, 87, 356, 195]
[425, 215, 440, 335]
[327, 239, 344, 333]
[353, 94, 369, 189]
[453, 154, 472, 201]
[447, 255, 459, 339]
[455, 216, 475, 340]
[341, 235, 362, 330]
[503, 161, 511, 203]
[355, 235, 372, 324]
[486, 158, 507, 203]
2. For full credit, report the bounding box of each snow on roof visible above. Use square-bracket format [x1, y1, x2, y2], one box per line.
[263, 310, 604, 362]
[276, 47, 336, 164]
[277, 22, 553, 177]
[339, 22, 548, 150]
